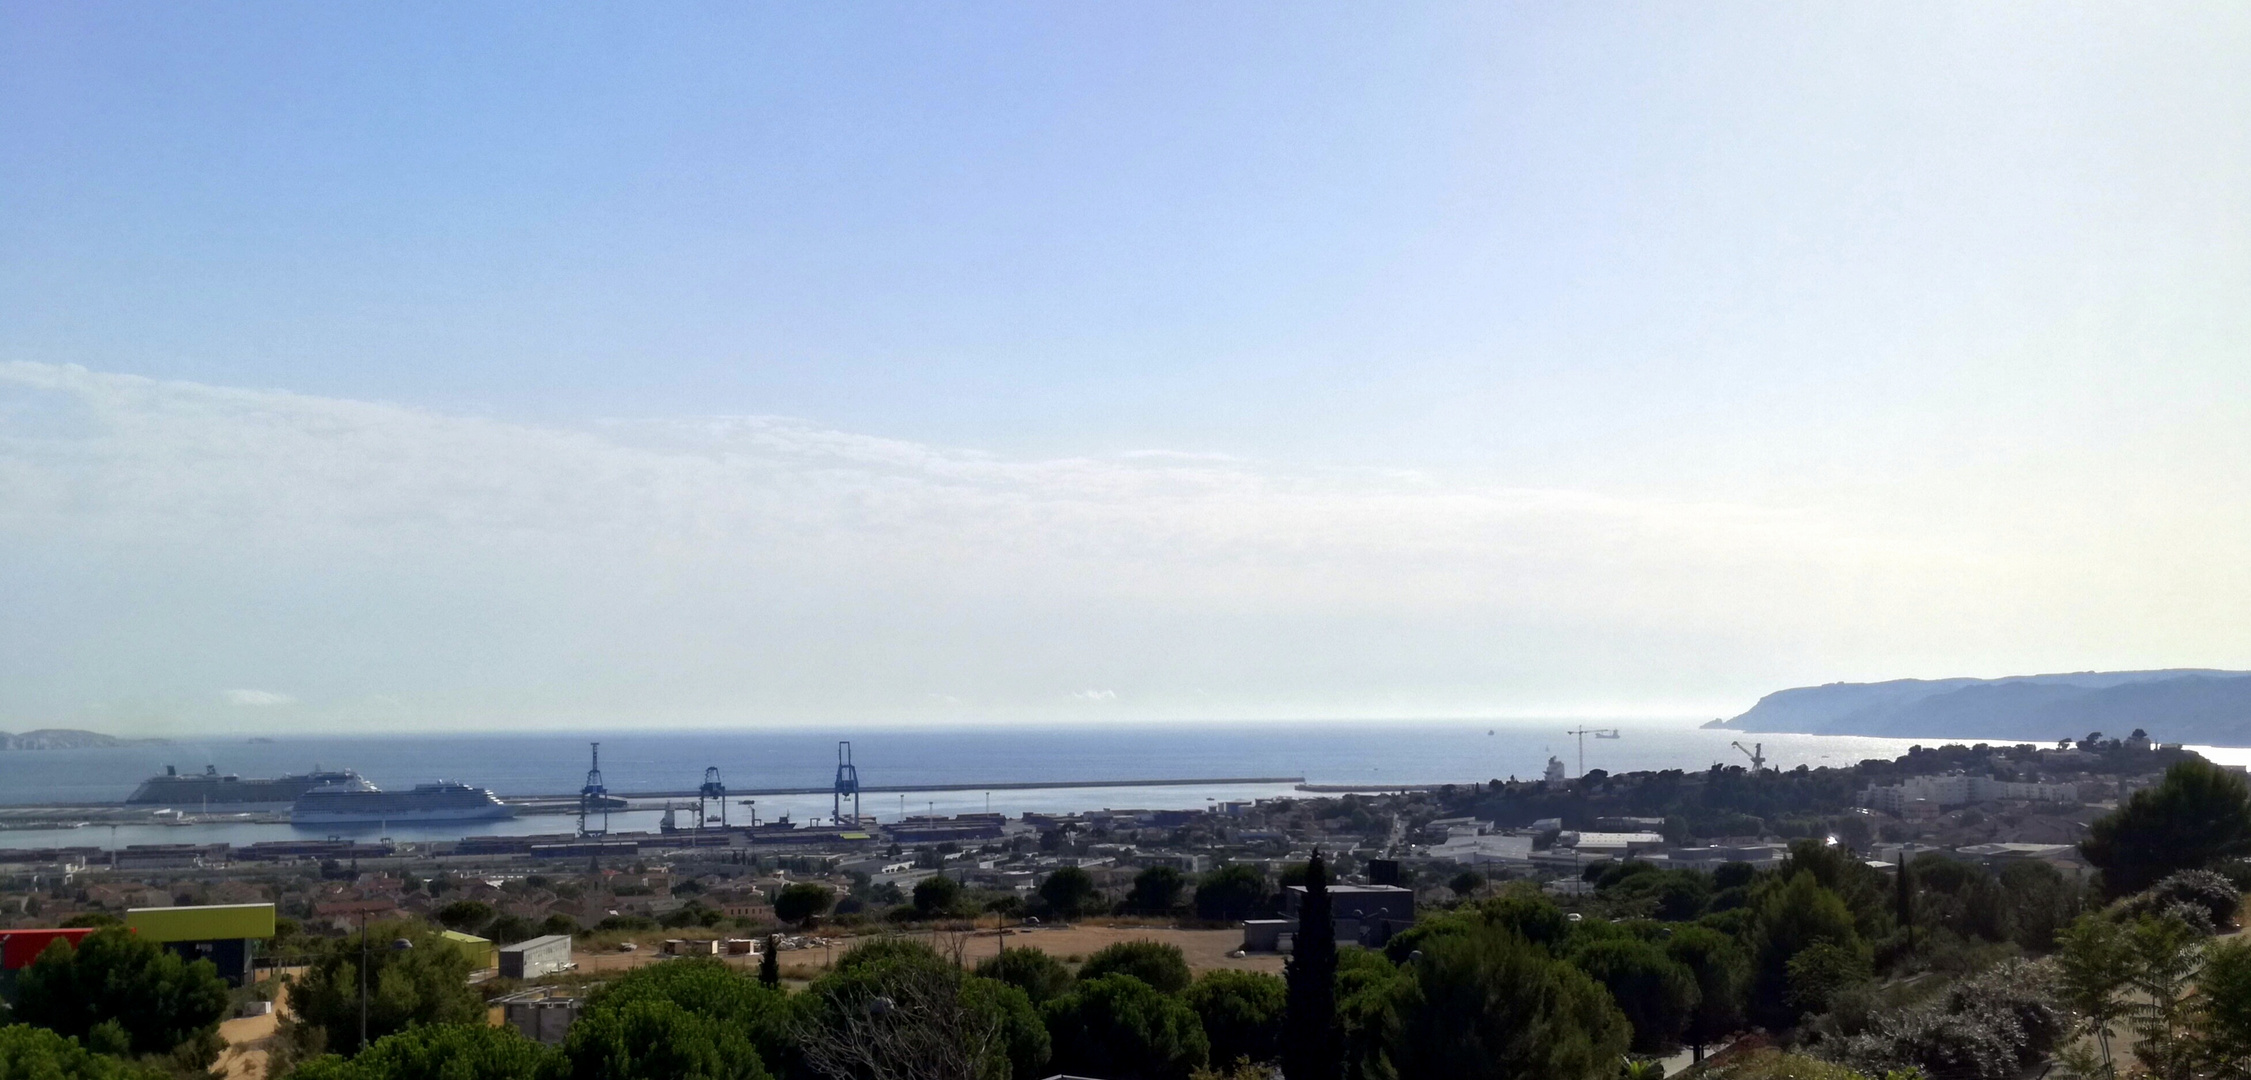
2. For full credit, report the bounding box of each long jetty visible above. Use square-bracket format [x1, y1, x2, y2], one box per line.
[513, 775, 1306, 803]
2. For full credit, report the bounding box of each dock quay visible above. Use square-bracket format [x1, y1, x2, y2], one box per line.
[506, 775, 1308, 804]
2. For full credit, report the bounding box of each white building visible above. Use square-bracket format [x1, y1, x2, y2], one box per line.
[1864, 775, 2078, 814]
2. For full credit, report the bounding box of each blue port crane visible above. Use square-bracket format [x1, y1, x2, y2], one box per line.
[698, 766, 727, 829]
[832, 741, 861, 826]
[578, 742, 609, 838]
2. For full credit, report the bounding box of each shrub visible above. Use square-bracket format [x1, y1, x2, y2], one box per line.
[1078, 941, 1192, 994]
[2121, 869, 2242, 932]
[974, 947, 1074, 1005]
[1834, 958, 2066, 1080]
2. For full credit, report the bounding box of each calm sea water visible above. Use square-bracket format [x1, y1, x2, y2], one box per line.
[0, 720, 1967, 850]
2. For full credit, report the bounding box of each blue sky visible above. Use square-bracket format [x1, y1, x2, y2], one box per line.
[2, 4, 2247, 733]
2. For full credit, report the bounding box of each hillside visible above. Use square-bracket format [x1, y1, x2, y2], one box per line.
[0, 728, 157, 750]
[1708, 669, 2251, 744]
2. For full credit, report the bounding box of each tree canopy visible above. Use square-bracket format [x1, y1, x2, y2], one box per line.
[1391, 922, 1631, 1080]
[1079, 941, 1193, 995]
[2083, 758, 2251, 895]
[287, 921, 485, 1055]
[1038, 867, 1099, 920]
[1194, 866, 1270, 922]
[290, 1023, 560, 1080]
[11, 928, 231, 1060]
[1185, 969, 1285, 1068]
[975, 947, 1075, 1006]
[0, 1024, 167, 1080]
[1043, 973, 1209, 1080]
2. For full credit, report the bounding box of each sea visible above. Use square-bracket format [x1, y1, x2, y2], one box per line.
[4, 719, 2242, 852]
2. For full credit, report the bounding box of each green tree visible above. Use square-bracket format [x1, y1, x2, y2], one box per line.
[2083, 759, 2251, 896]
[436, 899, 496, 933]
[1783, 941, 1871, 1014]
[292, 1023, 559, 1080]
[1282, 850, 1341, 1080]
[565, 997, 766, 1080]
[1080, 941, 1193, 995]
[1194, 866, 1270, 922]
[1039, 867, 1099, 920]
[287, 921, 484, 1055]
[759, 936, 780, 990]
[1449, 870, 1486, 898]
[568, 957, 790, 1080]
[773, 882, 833, 927]
[2127, 914, 2207, 1080]
[1127, 866, 1189, 914]
[1750, 873, 1866, 1027]
[913, 874, 963, 918]
[1334, 949, 1413, 1080]
[0, 1024, 165, 1080]
[485, 914, 539, 945]
[1186, 970, 1285, 1068]
[798, 949, 1045, 1080]
[1043, 973, 1210, 1080]
[2194, 936, 2251, 1078]
[541, 914, 581, 938]
[1666, 926, 1749, 1062]
[1569, 937, 1699, 1053]
[11, 928, 231, 1060]
[960, 974, 1053, 1080]
[1392, 923, 1632, 1080]
[2056, 912, 2134, 1073]
[975, 947, 1075, 1005]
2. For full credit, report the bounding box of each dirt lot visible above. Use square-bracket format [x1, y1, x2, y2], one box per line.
[565, 924, 1279, 982]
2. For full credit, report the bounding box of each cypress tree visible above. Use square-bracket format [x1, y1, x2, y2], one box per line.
[1282, 849, 1341, 1080]
[1895, 855, 1916, 952]
[759, 934, 781, 989]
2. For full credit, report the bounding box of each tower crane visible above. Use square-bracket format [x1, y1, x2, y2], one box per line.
[1564, 727, 1620, 777]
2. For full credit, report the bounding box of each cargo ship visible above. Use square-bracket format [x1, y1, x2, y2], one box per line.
[290, 781, 516, 825]
[127, 765, 373, 809]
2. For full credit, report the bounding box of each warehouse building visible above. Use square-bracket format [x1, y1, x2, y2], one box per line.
[499, 934, 574, 979]
[125, 902, 276, 986]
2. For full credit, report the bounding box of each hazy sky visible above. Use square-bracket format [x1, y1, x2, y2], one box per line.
[3, 4, 2247, 735]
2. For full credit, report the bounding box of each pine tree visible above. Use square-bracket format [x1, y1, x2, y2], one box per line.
[760, 934, 781, 989]
[1282, 849, 1341, 1080]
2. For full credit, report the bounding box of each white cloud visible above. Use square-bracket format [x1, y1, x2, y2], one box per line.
[224, 689, 296, 707]
[1072, 690, 1119, 702]
[1, 360, 2246, 731]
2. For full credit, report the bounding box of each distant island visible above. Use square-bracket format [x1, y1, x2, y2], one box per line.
[0, 728, 164, 750]
[1707, 668, 2251, 744]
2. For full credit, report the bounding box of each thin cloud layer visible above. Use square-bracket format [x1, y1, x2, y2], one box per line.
[0, 361, 2238, 733]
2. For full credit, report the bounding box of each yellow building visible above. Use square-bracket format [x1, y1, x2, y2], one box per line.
[440, 929, 497, 972]
[124, 903, 276, 986]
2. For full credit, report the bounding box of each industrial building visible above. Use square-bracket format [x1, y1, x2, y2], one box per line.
[1244, 884, 1418, 952]
[1863, 775, 2079, 814]
[498, 986, 585, 1044]
[124, 902, 276, 986]
[499, 934, 574, 979]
